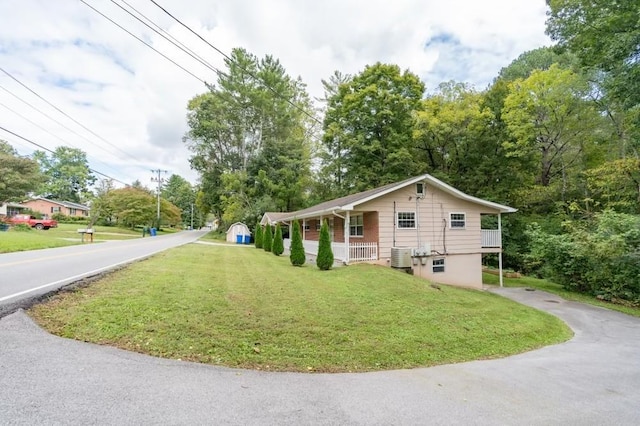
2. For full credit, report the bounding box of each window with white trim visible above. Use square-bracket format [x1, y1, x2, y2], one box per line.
[315, 220, 321, 231]
[349, 214, 363, 237]
[432, 258, 445, 273]
[69, 208, 77, 215]
[397, 212, 416, 229]
[449, 213, 466, 229]
[303, 220, 310, 231]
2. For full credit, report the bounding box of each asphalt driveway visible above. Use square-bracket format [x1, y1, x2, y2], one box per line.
[1, 287, 639, 425]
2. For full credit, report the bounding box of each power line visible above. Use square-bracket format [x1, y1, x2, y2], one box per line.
[0, 67, 142, 164]
[0, 100, 138, 183]
[148, 0, 323, 125]
[112, 0, 224, 77]
[79, 0, 206, 84]
[0, 125, 130, 187]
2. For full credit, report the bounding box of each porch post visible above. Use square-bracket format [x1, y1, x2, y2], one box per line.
[344, 211, 350, 264]
[498, 213, 503, 288]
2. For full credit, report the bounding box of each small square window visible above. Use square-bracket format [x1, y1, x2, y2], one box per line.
[397, 212, 416, 229]
[432, 258, 445, 273]
[449, 213, 466, 229]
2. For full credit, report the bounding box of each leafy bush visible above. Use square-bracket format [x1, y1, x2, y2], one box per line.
[255, 224, 263, 249]
[526, 211, 640, 303]
[316, 219, 334, 270]
[289, 220, 306, 266]
[12, 223, 33, 232]
[263, 225, 273, 252]
[272, 223, 284, 256]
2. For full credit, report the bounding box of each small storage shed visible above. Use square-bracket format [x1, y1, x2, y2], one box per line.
[226, 222, 251, 244]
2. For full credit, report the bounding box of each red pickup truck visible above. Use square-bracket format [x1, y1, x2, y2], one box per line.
[6, 214, 58, 230]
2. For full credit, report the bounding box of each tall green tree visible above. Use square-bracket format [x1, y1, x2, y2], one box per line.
[254, 224, 263, 248]
[316, 219, 334, 270]
[546, 0, 640, 156]
[184, 48, 314, 228]
[321, 62, 425, 195]
[289, 219, 305, 266]
[263, 224, 273, 252]
[0, 140, 41, 203]
[272, 223, 284, 256]
[502, 65, 602, 201]
[33, 147, 95, 202]
[161, 174, 194, 227]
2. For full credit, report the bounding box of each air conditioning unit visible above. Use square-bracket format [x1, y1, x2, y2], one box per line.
[391, 247, 412, 268]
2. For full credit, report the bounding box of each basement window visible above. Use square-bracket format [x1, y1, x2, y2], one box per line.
[432, 258, 445, 273]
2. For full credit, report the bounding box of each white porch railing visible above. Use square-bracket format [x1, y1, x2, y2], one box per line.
[282, 238, 377, 262]
[349, 242, 378, 262]
[481, 229, 501, 248]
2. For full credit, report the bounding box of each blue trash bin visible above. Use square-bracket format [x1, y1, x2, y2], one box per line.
[150, 227, 157, 236]
[243, 235, 251, 244]
[236, 234, 243, 244]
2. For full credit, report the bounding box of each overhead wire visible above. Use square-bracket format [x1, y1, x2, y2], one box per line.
[148, 0, 323, 126]
[112, 0, 224, 77]
[0, 125, 130, 186]
[79, 0, 206, 84]
[0, 67, 142, 164]
[0, 100, 138, 183]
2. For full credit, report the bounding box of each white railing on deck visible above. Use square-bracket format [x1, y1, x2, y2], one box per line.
[349, 242, 378, 262]
[331, 242, 346, 261]
[481, 229, 501, 248]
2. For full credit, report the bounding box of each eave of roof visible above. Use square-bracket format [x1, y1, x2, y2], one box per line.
[268, 174, 516, 222]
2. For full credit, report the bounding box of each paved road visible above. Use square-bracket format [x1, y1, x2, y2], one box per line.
[0, 230, 209, 315]
[1, 286, 638, 425]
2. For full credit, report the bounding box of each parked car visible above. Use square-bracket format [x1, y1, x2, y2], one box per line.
[6, 214, 58, 230]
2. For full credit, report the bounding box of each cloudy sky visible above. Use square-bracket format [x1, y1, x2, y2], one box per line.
[0, 0, 551, 189]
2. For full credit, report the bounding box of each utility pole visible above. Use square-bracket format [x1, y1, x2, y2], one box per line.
[150, 169, 167, 228]
[191, 203, 194, 230]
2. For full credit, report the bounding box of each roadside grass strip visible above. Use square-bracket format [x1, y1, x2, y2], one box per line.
[30, 244, 572, 373]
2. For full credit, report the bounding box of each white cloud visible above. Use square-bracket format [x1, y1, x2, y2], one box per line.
[0, 0, 551, 190]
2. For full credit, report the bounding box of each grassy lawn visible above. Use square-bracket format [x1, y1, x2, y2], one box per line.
[483, 272, 640, 318]
[0, 228, 80, 252]
[30, 244, 572, 373]
[0, 223, 159, 253]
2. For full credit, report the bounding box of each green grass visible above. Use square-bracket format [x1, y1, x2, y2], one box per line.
[483, 272, 640, 318]
[0, 223, 148, 253]
[199, 229, 227, 242]
[30, 244, 572, 373]
[0, 228, 80, 252]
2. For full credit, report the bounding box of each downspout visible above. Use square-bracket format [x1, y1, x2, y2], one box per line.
[498, 213, 503, 288]
[393, 201, 396, 247]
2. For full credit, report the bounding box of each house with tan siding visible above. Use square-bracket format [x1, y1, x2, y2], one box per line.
[261, 174, 516, 289]
[20, 198, 90, 218]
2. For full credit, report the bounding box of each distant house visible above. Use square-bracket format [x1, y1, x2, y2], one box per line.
[261, 174, 516, 289]
[20, 198, 90, 218]
[0, 202, 28, 218]
[226, 222, 251, 243]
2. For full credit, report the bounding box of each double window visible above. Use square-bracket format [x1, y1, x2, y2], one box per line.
[397, 212, 416, 229]
[449, 213, 466, 229]
[349, 214, 363, 237]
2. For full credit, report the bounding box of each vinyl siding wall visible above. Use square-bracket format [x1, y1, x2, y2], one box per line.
[357, 184, 499, 259]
